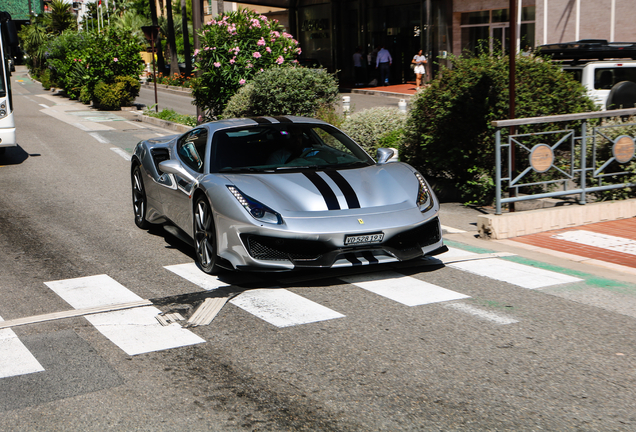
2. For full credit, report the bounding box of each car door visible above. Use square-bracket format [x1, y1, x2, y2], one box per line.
[161, 128, 209, 234]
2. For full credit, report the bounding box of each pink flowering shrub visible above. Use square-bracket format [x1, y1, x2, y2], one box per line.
[192, 8, 301, 121]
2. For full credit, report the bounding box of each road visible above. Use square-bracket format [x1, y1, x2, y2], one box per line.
[1, 67, 636, 431]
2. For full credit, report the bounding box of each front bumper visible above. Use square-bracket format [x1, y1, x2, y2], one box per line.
[232, 216, 444, 270]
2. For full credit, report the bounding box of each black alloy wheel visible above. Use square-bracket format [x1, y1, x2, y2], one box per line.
[193, 196, 220, 274]
[132, 165, 151, 229]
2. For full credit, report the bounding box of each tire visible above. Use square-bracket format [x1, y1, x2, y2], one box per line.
[193, 196, 221, 274]
[132, 165, 151, 229]
[606, 81, 636, 110]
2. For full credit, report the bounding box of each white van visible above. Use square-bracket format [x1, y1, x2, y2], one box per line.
[537, 40, 636, 110]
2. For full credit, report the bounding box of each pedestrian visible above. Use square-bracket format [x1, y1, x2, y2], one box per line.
[353, 46, 365, 86]
[367, 45, 379, 86]
[412, 49, 427, 89]
[375, 45, 392, 86]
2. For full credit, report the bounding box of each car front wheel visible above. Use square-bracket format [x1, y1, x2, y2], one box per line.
[193, 196, 220, 274]
[132, 165, 151, 229]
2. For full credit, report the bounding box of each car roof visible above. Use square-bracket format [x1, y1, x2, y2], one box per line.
[200, 116, 330, 134]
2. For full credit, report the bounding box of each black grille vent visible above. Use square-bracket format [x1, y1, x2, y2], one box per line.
[151, 148, 170, 173]
[242, 235, 327, 262]
[385, 217, 441, 251]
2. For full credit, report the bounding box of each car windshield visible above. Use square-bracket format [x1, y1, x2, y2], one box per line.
[211, 123, 374, 173]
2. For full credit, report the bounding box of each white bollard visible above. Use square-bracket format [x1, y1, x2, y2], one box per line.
[398, 99, 407, 113]
[342, 96, 351, 116]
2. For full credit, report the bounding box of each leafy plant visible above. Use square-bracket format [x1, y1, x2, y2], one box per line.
[340, 107, 407, 156]
[143, 106, 197, 127]
[191, 8, 301, 120]
[402, 50, 596, 204]
[222, 67, 339, 119]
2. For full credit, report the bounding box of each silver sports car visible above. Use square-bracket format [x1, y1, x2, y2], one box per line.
[131, 116, 446, 273]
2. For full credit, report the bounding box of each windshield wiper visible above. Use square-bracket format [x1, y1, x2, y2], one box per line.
[274, 164, 321, 171]
[218, 167, 274, 173]
[333, 161, 371, 169]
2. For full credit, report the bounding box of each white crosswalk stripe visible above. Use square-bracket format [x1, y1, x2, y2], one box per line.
[0, 315, 45, 379]
[442, 247, 583, 289]
[44, 275, 205, 356]
[230, 288, 345, 328]
[1, 245, 586, 379]
[340, 271, 469, 306]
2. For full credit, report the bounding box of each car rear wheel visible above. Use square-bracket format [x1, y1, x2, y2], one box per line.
[132, 165, 151, 229]
[194, 196, 220, 274]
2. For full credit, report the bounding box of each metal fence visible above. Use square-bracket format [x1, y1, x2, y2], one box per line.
[492, 107, 636, 215]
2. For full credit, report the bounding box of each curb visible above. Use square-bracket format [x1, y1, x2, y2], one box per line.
[350, 88, 413, 99]
[131, 111, 192, 133]
[477, 199, 636, 239]
[141, 82, 192, 96]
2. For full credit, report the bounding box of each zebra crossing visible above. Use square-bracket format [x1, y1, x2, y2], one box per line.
[0, 246, 584, 379]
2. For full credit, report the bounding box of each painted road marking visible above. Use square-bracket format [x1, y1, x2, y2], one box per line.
[110, 147, 131, 161]
[0, 315, 45, 378]
[230, 289, 345, 328]
[443, 247, 582, 289]
[44, 275, 204, 356]
[552, 230, 636, 256]
[441, 225, 467, 234]
[444, 303, 519, 325]
[38, 103, 49, 109]
[89, 132, 109, 144]
[340, 271, 469, 306]
[165, 263, 233, 291]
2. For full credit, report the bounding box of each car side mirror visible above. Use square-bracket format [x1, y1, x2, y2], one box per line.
[376, 147, 399, 164]
[158, 159, 196, 182]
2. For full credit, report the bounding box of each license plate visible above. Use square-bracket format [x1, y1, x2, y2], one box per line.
[344, 232, 384, 245]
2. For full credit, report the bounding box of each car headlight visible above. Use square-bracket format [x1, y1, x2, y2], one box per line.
[0, 102, 6, 119]
[227, 186, 282, 224]
[414, 172, 434, 212]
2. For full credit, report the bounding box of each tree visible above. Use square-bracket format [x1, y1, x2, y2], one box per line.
[402, 50, 596, 204]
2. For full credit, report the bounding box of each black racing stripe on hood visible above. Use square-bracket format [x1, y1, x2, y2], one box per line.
[303, 172, 340, 210]
[251, 117, 272, 124]
[273, 116, 293, 123]
[325, 170, 360, 209]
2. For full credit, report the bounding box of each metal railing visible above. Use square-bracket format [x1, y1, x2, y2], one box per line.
[492, 107, 636, 214]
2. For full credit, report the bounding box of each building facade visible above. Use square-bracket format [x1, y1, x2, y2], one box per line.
[282, 0, 636, 85]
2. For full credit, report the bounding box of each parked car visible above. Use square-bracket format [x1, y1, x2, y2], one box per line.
[537, 40, 636, 110]
[131, 116, 446, 273]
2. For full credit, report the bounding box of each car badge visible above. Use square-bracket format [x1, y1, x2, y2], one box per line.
[358, 219, 364, 224]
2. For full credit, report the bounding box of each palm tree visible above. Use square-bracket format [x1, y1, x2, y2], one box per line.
[112, 10, 150, 44]
[44, 0, 77, 34]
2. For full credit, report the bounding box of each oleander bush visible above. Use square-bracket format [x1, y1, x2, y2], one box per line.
[222, 67, 339, 119]
[340, 107, 407, 156]
[402, 50, 596, 204]
[191, 8, 301, 121]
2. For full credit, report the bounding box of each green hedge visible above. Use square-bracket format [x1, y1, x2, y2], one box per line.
[403, 51, 596, 204]
[221, 67, 339, 118]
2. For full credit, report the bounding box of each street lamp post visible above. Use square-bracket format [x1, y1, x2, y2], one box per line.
[142, 26, 160, 113]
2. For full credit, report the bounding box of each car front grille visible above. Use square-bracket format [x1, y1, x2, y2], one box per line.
[242, 235, 327, 261]
[384, 217, 441, 252]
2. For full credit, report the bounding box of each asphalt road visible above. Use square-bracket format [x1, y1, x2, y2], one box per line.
[1, 67, 636, 431]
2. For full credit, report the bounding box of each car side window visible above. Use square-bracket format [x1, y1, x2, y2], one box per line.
[177, 128, 208, 173]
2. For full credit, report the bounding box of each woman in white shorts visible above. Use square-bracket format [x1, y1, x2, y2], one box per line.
[412, 49, 427, 89]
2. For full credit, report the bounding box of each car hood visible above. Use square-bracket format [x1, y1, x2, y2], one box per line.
[220, 163, 419, 214]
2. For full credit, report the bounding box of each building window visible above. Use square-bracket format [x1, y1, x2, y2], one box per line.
[460, 6, 535, 54]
